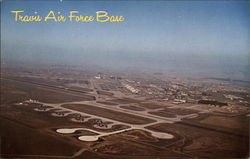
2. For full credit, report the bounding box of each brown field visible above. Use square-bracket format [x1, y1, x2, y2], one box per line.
[9, 76, 63, 87]
[120, 105, 145, 111]
[62, 104, 155, 124]
[0, 117, 81, 157]
[73, 130, 99, 136]
[97, 90, 114, 96]
[186, 113, 250, 135]
[1, 79, 94, 104]
[148, 111, 176, 118]
[108, 98, 142, 104]
[93, 131, 185, 158]
[146, 122, 249, 158]
[200, 116, 246, 129]
[69, 86, 93, 92]
[138, 102, 165, 109]
[160, 108, 199, 115]
[119, 129, 182, 148]
[96, 101, 118, 106]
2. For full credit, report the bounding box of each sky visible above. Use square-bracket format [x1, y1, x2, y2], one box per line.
[1, 0, 250, 79]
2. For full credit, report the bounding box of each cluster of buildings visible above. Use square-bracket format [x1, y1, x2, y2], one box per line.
[90, 71, 249, 110]
[122, 83, 139, 94]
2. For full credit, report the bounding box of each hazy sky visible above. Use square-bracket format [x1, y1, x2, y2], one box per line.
[1, 0, 249, 78]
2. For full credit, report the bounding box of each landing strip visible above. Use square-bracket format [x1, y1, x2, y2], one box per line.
[24, 99, 175, 141]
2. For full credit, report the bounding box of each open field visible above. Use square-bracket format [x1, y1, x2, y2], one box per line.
[62, 104, 155, 124]
[138, 102, 167, 109]
[0, 117, 81, 157]
[1, 79, 94, 104]
[149, 110, 176, 118]
[146, 122, 249, 158]
[96, 101, 118, 106]
[200, 116, 248, 129]
[88, 137, 184, 157]
[120, 105, 145, 111]
[160, 108, 199, 115]
[107, 98, 142, 104]
[97, 90, 114, 96]
[185, 113, 249, 136]
[68, 86, 93, 92]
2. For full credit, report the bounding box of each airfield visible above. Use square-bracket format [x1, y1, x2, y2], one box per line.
[0, 65, 249, 159]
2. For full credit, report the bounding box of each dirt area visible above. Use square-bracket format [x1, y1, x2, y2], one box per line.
[200, 116, 246, 129]
[148, 111, 176, 118]
[69, 86, 93, 92]
[0, 117, 81, 157]
[138, 102, 166, 109]
[74, 130, 99, 136]
[96, 101, 118, 106]
[121, 129, 157, 141]
[108, 98, 142, 104]
[91, 137, 184, 158]
[97, 91, 114, 96]
[120, 105, 145, 111]
[148, 107, 198, 117]
[147, 122, 249, 158]
[186, 114, 250, 135]
[119, 129, 182, 148]
[161, 108, 199, 115]
[1, 79, 93, 104]
[62, 104, 155, 124]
